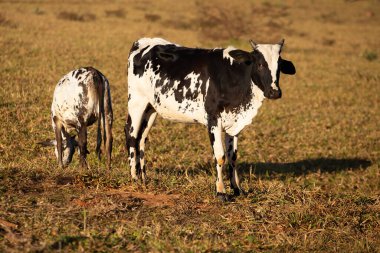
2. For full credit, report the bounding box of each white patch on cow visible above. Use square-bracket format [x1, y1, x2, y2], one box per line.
[136, 38, 175, 57]
[221, 81, 265, 136]
[223, 46, 236, 65]
[185, 72, 202, 93]
[256, 44, 282, 90]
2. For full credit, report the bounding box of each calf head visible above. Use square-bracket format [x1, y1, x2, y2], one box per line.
[250, 39, 295, 99]
[39, 135, 78, 166]
[57, 136, 77, 166]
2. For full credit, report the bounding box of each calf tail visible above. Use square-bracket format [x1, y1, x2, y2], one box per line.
[91, 68, 104, 160]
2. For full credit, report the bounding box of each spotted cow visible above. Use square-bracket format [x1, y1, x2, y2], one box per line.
[125, 38, 295, 200]
[46, 67, 113, 169]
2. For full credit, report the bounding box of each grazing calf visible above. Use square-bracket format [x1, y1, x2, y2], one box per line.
[49, 67, 113, 169]
[126, 38, 295, 200]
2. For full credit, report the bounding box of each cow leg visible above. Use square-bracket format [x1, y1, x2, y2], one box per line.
[225, 134, 245, 196]
[138, 105, 157, 184]
[125, 101, 146, 181]
[78, 125, 88, 169]
[208, 120, 228, 202]
[53, 117, 63, 168]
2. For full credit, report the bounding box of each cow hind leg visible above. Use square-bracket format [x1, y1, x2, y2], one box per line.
[78, 125, 88, 169]
[125, 100, 147, 181]
[138, 105, 157, 184]
[53, 117, 63, 168]
[225, 134, 245, 196]
[208, 120, 229, 202]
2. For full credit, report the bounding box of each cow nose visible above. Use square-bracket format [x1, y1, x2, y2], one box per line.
[269, 89, 282, 99]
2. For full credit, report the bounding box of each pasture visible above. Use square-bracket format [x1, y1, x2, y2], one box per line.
[0, 0, 379, 252]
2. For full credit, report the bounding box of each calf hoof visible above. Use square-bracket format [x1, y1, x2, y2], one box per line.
[233, 188, 247, 197]
[216, 192, 231, 202]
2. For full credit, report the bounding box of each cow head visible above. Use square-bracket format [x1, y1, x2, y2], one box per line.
[249, 39, 295, 99]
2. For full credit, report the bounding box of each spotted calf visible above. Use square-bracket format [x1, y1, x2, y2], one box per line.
[48, 67, 113, 169]
[125, 38, 295, 200]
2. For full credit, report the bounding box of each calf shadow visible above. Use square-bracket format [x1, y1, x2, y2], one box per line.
[154, 158, 372, 178]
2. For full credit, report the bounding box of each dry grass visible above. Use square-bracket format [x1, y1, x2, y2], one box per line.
[0, 0, 380, 252]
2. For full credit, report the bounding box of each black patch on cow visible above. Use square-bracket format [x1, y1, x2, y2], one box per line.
[130, 151, 134, 158]
[132, 45, 150, 76]
[125, 114, 132, 152]
[228, 164, 234, 179]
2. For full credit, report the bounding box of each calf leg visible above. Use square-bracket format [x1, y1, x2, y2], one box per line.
[225, 134, 244, 196]
[208, 119, 228, 201]
[104, 112, 113, 170]
[53, 117, 63, 168]
[104, 89, 113, 170]
[138, 105, 157, 184]
[78, 125, 88, 169]
[125, 100, 147, 181]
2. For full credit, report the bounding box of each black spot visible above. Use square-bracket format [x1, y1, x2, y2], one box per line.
[140, 150, 144, 159]
[228, 144, 232, 152]
[130, 152, 134, 158]
[75, 68, 85, 79]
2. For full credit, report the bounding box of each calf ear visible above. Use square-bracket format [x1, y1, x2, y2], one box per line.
[37, 139, 56, 147]
[280, 58, 296, 75]
[229, 50, 253, 65]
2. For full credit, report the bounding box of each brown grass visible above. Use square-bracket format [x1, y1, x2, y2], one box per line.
[0, 0, 380, 252]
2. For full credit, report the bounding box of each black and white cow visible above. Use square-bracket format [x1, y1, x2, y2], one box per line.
[125, 38, 295, 200]
[46, 67, 113, 169]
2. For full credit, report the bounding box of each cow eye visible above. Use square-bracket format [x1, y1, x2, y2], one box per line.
[258, 63, 264, 70]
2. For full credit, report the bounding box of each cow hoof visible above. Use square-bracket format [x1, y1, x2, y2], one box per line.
[233, 188, 247, 197]
[216, 192, 231, 202]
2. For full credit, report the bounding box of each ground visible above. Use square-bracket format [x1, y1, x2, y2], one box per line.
[0, 0, 379, 252]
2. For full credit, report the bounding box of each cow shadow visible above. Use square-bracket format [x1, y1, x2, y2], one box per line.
[154, 158, 372, 178]
[238, 158, 372, 177]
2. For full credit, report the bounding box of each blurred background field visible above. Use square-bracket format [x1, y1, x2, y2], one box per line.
[0, 0, 379, 252]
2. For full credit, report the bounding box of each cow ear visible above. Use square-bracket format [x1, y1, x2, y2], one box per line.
[280, 58, 296, 75]
[229, 50, 253, 65]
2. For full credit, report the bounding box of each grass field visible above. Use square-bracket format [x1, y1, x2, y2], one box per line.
[1, 0, 380, 252]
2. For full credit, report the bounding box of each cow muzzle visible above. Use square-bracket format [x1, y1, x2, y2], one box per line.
[265, 88, 282, 99]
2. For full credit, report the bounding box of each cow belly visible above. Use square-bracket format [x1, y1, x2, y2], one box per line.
[152, 97, 207, 124]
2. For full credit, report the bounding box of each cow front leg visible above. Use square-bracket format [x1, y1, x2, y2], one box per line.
[225, 134, 245, 196]
[138, 105, 157, 184]
[125, 101, 147, 181]
[208, 120, 228, 202]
